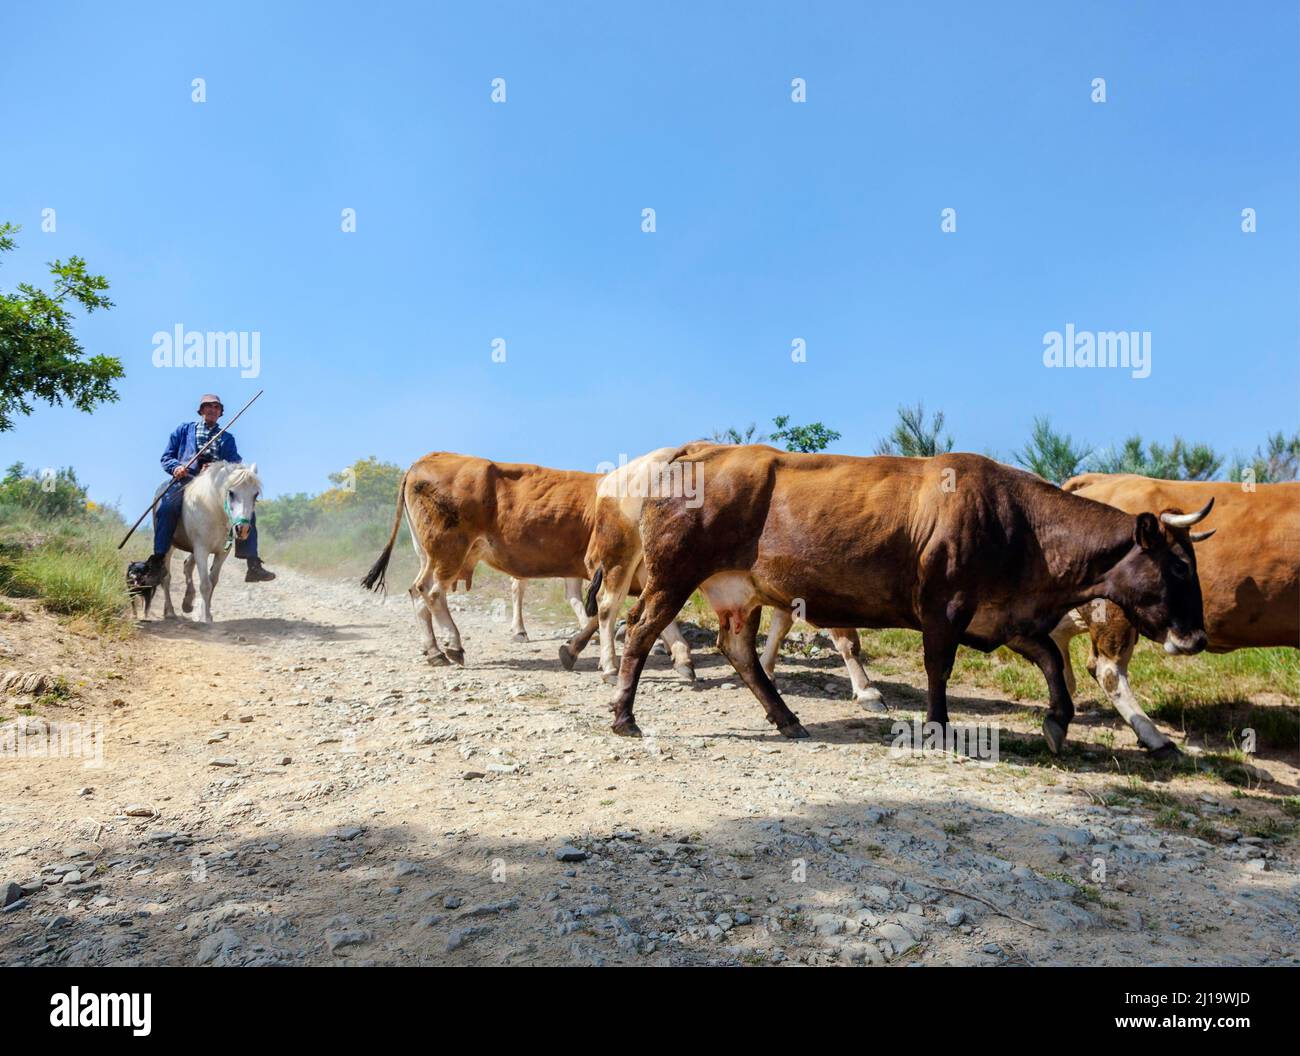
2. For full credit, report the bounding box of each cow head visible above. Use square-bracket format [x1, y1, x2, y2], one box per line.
[1106, 498, 1214, 655]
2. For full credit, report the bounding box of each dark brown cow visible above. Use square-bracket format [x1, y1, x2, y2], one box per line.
[1051, 474, 1298, 756]
[361, 453, 692, 667]
[602, 445, 1214, 753]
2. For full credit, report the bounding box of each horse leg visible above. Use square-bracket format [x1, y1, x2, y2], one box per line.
[193, 548, 215, 623]
[509, 578, 528, 641]
[161, 549, 176, 619]
[206, 549, 228, 623]
[830, 627, 885, 711]
[181, 554, 197, 614]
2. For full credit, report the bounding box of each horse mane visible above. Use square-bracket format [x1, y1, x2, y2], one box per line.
[201, 460, 261, 494]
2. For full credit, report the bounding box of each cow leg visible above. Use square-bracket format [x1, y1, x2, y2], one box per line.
[597, 562, 638, 685]
[609, 583, 695, 736]
[161, 549, 176, 619]
[509, 578, 528, 641]
[1087, 620, 1178, 757]
[759, 606, 792, 678]
[1049, 609, 1088, 696]
[429, 583, 465, 665]
[408, 549, 450, 665]
[560, 614, 599, 670]
[719, 607, 806, 737]
[920, 618, 965, 727]
[408, 586, 449, 666]
[829, 628, 886, 711]
[562, 578, 587, 629]
[1009, 634, 1075, 755]
[181, 554, 197, 614]
[657, 620, 695, 682]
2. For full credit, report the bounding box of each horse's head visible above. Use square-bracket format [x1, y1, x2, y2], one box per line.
[222, 462, 262, 541]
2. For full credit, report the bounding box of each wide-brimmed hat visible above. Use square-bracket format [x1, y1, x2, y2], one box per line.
[197, 393, 224, 413]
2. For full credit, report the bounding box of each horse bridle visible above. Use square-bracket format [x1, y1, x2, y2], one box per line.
[222, 489, 253, 552]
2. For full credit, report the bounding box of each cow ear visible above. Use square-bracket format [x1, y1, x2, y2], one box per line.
[1134, 512, 1162, 551]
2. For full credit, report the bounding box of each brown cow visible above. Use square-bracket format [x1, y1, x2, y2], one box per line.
[360, 453, 693, 667]
[601, 445, 1213, 753]
[562, 444, 883, 706]
[1051, 474, 1299, 757]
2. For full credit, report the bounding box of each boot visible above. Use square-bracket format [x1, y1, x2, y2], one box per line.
[141, 553, 167, 587]
[245, 557, 277, 583]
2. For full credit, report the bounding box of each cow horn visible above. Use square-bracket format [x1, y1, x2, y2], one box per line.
[1160, 497, 1214, 528]
[1189, 528, 1216, 543]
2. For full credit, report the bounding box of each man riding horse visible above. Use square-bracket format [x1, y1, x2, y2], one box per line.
[141, 393, 276, 584]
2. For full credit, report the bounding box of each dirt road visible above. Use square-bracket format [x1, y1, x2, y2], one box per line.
[1, 566, 1297, 966]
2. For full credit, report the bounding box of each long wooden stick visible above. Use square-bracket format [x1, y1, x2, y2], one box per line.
[116, 389, 264, 550]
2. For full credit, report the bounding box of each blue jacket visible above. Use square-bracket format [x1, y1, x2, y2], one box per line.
[161, 422, 242, 479]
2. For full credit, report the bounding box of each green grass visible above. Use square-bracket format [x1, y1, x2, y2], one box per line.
[0, 506, 142, 629]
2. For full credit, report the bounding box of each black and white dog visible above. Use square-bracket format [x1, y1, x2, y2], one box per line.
[126, 561, 157, 619]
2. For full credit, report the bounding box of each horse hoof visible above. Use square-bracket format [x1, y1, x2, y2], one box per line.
[1042, 715, 1068, 755]
[673, 662, 696, 682]
[182, 599, 193, 614]
[426, 651, 450, 667]
[558, 644, 576, 671]
[512, 631, 529, 643]
[1149, 742, 1182, 761]
[611, 719, 642, 738]
[445, 648, 465, 666]
[778, 721, 810, 739]
[856, 688, 887, 712]
[602, 671, 619, 686]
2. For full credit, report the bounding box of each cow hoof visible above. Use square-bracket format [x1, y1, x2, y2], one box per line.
[445, 648, 465, 666]
[611, 719, 642, 738]
[673, 662, 696, 682]
[426, 651, 451, 667]
[512, 631, 529, 643]
[856, 688, 887, 712]
[1149, 742, 1182, 761]
[778, 721, 809, 739]
[602, 671, 619, 686]
[558, 644, 577, 671]
[1042, 715, 1068, 755]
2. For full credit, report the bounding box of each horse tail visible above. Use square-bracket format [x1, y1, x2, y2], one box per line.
[584, 566, 603, 617]
[361, 470, 407, 593]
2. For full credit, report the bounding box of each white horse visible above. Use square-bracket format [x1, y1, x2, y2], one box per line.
[153, 461, 261, 623]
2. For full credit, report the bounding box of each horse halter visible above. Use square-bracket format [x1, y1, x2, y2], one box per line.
[222, 488, 253, 552]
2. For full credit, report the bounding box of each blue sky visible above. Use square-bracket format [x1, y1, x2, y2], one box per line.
[2, 1, 1296, 511]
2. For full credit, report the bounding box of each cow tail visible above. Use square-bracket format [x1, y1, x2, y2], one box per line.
[361, 471, 407, 593]
[584, 566, 604, 617]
